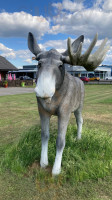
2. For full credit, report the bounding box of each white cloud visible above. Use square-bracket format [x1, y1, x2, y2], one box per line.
[15, 49, 30, 59]
[93, 0, 112, 12]
[41, 37, 112, 65]
[0, 36, 111, 67]
[0, 43, 16, 59]
[102, 0, 112, 11]
[24, 58, 32, 64]
[0, 43, 12, 53]
[44, 39, 67, 50]
[0, 42, 33, 64]
[101, 47, 112, 64]
[0, 11, 50, 38]
[53, 0, 84, 12]
[51, 0, 112, 40]
[35, 37, 111, 62]
[1, 52, 16, 59]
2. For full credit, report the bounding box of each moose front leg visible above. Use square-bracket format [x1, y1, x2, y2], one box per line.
[52, 114, 70, 175]
[40, 114, 50, 168]
[38, 105, 51, 168]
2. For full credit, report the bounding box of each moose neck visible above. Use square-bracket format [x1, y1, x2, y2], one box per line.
[37, 71, 69, 115]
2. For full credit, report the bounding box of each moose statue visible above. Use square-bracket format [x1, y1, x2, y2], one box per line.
[28, 32, 109, 175]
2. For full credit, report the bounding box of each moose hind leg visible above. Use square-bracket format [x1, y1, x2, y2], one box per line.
[74, 108, 83, 140]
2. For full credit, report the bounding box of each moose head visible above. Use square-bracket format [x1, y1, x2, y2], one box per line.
[28, 32, 109, 99]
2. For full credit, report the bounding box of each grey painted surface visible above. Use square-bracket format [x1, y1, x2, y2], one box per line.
[27, 32, 110, 175]
[28, 32, 85, 175]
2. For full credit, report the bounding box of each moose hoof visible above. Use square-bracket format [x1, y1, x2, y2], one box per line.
[40, 161, 48, 168]
[52, 167, 61, 176]
[77, 136, 81, 140]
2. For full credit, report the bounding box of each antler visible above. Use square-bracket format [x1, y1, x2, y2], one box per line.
[65, 33, 110, 71]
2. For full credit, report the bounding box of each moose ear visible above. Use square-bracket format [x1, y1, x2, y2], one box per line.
[62, 35, 84, 56]
[28, 32, 41, 56]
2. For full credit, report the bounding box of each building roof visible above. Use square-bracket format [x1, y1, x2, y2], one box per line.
[101, 65, 112, 69]
[66, 65, 86, 72]
[23, 65, 37, 70]
[11, 69, 37, 73]
[65, 64, 111, 72]
[0, 56, 18, 71]
[94, 66, 111, 72]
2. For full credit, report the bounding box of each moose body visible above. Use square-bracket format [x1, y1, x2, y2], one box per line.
[37, 71, 84, 175]
[28, 32, 109, 175]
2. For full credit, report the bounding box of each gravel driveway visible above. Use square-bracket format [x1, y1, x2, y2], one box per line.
[0, 87, 35, 96]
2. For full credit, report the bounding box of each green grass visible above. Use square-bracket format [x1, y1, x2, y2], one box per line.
[0, 85, 112, 199]
[1, 124, 112, 184]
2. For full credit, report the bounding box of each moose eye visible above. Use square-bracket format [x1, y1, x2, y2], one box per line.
[58, 64, 63, 70]
[38, 63, 41, 69]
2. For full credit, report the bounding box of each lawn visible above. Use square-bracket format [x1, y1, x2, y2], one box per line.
[0, 85, 112, 200]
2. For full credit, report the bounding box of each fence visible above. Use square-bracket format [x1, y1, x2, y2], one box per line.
[0, 80, 33, 87]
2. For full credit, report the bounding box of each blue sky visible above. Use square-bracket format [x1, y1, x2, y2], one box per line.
[0, 0, 112, 68]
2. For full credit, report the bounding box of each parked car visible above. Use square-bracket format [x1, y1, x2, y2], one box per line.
[80, 76, 90, 82]
[105, 76, 112, 80]
[19, 76, 32, 80]
[89, 76, 100, 81]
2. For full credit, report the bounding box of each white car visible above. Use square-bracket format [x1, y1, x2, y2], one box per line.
[105, 76, 112, 80]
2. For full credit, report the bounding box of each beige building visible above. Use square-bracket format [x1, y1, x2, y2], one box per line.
[65, 64, 111, 79]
